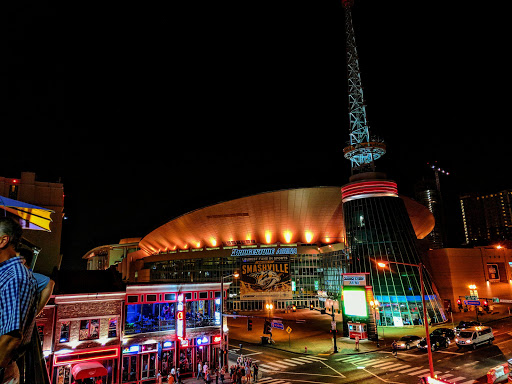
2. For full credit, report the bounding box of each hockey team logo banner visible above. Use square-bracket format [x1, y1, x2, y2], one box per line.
[240, 255, 292, 300]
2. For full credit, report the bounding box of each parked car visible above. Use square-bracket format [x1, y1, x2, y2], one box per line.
[418, 335, 450, 351]
[456, 326, 494, 350]
[431, 327, 455, 339]
[396, 335, 422, 350]
[454, 320, 481, 333]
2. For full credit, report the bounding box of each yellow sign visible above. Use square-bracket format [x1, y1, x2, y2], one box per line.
[286, 326, 292, 334]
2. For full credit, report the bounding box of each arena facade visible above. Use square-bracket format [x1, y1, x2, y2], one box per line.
[115, 186, 440, 326]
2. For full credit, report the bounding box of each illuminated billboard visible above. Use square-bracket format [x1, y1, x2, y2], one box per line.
[343, 288, 368, 317]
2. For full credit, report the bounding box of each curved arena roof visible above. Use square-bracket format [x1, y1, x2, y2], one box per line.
[138, 187, 434, 256]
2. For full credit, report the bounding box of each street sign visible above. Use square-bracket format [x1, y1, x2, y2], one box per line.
[499, 299, 512, 304]
[465, 295, 478, 300]
[272, 321, 284, 330]
[286, 326, 292, 334]
[464, 300, 481, 306]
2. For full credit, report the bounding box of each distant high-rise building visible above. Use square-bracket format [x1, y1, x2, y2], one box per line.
[460, 190, 512, 246]
[415, 179, 445, 249]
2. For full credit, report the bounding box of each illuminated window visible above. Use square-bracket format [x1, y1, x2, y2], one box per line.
[79, 319, 100, 341]
[108, 318, 117, 338]
[59, 321, 70, 343]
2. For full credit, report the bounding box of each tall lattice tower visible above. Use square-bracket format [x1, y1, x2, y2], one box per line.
[340, 0, 446, 331]
[342, 0, 385, 175]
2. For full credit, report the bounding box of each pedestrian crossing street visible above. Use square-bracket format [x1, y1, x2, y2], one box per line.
[337, 355, 477, 384]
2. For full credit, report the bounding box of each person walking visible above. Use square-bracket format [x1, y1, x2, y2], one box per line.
[253, 363, 258, 382]
[197, 361, 203, 380]
[392, 340, 398, 357]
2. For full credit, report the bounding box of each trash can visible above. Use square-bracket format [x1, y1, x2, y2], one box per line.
[261, 336, 269, 345]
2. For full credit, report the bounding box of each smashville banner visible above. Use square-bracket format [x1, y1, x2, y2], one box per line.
[240, 255, 292, 301]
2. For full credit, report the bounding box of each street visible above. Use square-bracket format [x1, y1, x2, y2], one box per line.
[224, 315, 512, 384]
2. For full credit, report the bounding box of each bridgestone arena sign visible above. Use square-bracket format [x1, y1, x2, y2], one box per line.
[231, 248, 297, 256]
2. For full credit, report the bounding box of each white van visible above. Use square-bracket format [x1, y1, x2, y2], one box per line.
[455, 326, 494, 349]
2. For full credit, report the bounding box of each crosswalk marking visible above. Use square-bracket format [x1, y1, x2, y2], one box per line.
[275, 360, 297, 366]
[337, 356, 370, 362]
[408, 368, 431, 376]
[387, 364, 410, 371]
[371, 361, 402, 368]
[285, 358, 306, 365]
[398, 366, 425, 374]
[265, 361, 291, 369]
[293, 356, 323, 363]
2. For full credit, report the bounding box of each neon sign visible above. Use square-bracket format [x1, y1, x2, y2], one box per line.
[176, 294, 185, 339]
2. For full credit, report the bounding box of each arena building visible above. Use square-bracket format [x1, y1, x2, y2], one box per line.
[115, 186, 436, 326]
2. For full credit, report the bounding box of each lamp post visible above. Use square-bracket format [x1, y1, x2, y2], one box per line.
[369, 299, 380, 347]
[219, 271, 239, 369]
[377, 261, 434, 378]
[325, 298, 339, 353]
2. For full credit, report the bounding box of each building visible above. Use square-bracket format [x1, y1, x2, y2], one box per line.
[426, 246, 512, 311]
[0, 171, 64, 275]
[460, 190, 512, 246]
[415, 179, 445, 249]
[114, 186, 435, 327]
[342, 174, 447, 327]
[83, 239, 141, 271]
[36, 270, 224, 384]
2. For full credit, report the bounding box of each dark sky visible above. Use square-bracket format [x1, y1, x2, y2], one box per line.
[4, 0, 509, 269]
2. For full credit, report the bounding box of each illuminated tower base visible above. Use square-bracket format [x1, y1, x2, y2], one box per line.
[342, 173, 446, 327]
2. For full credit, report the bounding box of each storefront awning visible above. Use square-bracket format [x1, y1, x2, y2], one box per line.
[71, 362, 107, 380]
[0, 195, 53, 232]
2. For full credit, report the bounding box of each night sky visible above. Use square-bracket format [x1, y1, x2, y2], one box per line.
[4, 0, 509, 270]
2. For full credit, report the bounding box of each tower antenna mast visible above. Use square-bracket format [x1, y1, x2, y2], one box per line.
[342, 0, 385, 175]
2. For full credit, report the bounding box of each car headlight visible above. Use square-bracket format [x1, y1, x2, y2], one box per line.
[455, 338, 458, 342]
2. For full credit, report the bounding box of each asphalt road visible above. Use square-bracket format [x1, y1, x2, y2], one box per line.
[228, 317, 512, 384]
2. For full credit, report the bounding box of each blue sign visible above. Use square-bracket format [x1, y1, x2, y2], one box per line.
[272, 321, 284, 330]
[464, 300, 481, 306]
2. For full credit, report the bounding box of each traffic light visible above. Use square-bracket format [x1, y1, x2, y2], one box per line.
[309, 303, 314, 310]
[483, 300, 489, 312]
[457, 299, 463, 311]
[247, 318, 253, 331]
[263, 320, 272, 334]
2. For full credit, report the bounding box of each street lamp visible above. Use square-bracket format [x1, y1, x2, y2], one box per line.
[219, 271, 239, 369]
[377, 260, 434, 378]
[325, 298, 339, 353]
[265, 303, 274, 319]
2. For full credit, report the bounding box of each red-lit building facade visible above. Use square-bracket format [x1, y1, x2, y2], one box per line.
[37, 282, 225, 384]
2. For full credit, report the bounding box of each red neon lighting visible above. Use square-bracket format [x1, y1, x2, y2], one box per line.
[341, 181, 398, 201]
[213, 336, 222, 343]
[54, 347, 119, 366]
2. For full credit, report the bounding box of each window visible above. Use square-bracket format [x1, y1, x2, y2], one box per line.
[79, 319, 100, 340]
[59, 322, 70, 343]
[199, 292, 208, 299]
[146, 294, 157, 302]
[164, 293, 175, 301]
[108, 318, 117, 338]
[127, 295, 138, 303]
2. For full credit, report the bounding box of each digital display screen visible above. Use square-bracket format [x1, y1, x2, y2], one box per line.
[343, 289, 367, 317]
